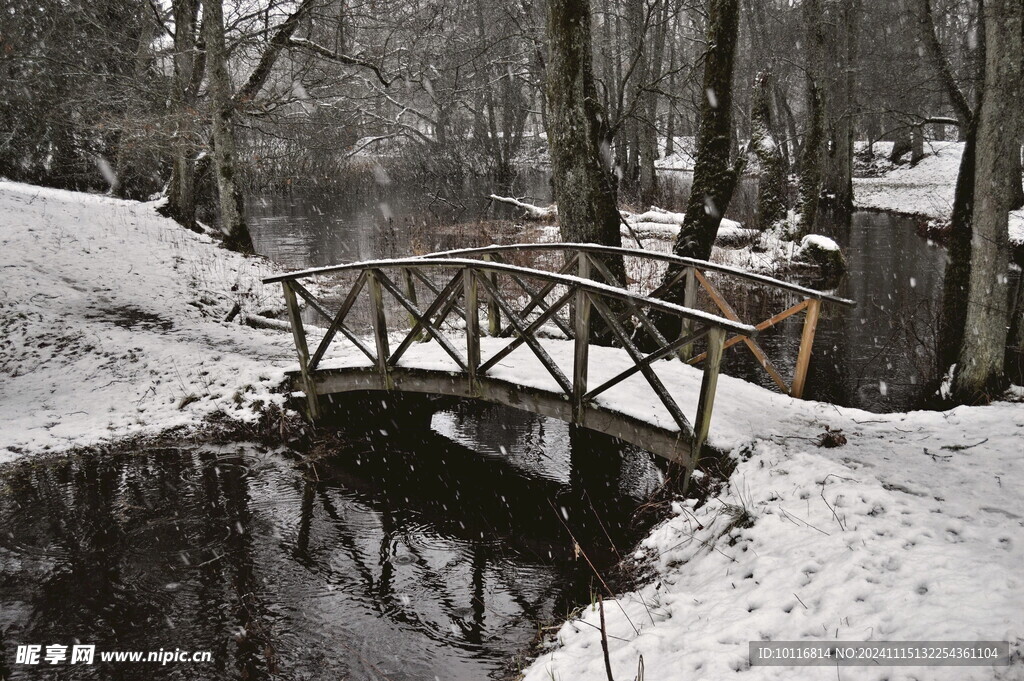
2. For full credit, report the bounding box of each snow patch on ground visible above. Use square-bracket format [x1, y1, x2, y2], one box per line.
[523, 398, 1024, 680]
[853, 141, 962, 219]
[0, 180, 297, 462]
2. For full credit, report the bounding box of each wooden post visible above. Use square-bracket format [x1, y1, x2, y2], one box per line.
[367, 269, 392, 389]
[572, 255, 592, 423]
[687, 325, 725, 491]
[678, 266, 697, 360]
[403, 267, 425, 342]
[464, 267, 480, 392]
[483, 254, 501, 336]
[791, 297, 821, 398]
[282, 280, 321, 420]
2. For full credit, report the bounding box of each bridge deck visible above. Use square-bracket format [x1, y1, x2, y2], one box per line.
[292, 335, 814, 461]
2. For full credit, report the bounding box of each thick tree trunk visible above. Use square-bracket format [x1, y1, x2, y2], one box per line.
[670, 0, 742, 261]
[818, 0, 860, 214]
[751, 71, 788, 230]
[545, 0, 622, 250]
[203, 0, 254, 253]
[951, 0, 1022, 402]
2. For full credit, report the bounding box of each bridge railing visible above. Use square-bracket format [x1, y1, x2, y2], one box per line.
[265, 256, 757, 470]
[423, 243, 856, 398]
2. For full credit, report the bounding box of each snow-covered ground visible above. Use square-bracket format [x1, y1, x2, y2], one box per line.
[854, 141, 1024, 246]
[0, 180, 296, 462]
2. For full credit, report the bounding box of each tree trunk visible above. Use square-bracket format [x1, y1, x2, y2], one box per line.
[670, 0, 742, 261]
[796, 0, 825, 235]
[818, 0, 860, 214]
[545, 0, 622, 251]
[167, 0, 199, 229]
[203, 0, 254, 253]
[751, 71, 788, 230]
[937, 118, 979, 370]
[951, 0, 1022, 402]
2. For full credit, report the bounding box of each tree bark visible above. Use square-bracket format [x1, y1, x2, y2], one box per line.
[751, 71, 788, 230]
[951, 0, 1022, 402]
[166, 0, 200, 229]
[545, 0, 622, 251]
[203, 0, 254, 253]
[796, 0, 825, 235]
[670, 0, 742, 261]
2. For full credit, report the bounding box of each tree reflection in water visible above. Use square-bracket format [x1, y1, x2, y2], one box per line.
[0, 402, 662, 680]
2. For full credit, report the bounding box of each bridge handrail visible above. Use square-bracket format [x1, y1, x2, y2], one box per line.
[422, 243, 856, 306]
[264, 256, 757, 336]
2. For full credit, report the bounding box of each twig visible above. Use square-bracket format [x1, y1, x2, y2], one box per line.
[599, 595, 616, 681]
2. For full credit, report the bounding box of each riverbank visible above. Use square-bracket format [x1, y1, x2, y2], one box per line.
[0, 180, 296, 462]
[521, 385, 1024, 680]
[853, 140, 1024, 246]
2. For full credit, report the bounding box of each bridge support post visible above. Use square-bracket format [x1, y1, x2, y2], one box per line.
[678, 266, 697, 361]
[687, 325, 725, 490]
[367, 269, 393, 390]
[790, 298, 821, 398]
[464, 268, 481, 393]
[483, 254, 501, 336]
[281, 280, 321, 421]
[572, 257, 592, 423]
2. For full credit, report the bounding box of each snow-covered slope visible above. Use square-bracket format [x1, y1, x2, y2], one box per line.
[0, 181, 296, 461]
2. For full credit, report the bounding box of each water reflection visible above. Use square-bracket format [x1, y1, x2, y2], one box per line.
[0, 403, 659, 680]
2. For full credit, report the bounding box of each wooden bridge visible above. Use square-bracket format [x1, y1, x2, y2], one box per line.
[265, 243, 854, 483]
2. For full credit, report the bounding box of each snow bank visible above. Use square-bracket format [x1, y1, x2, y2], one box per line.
[523, 395, 1024, 681]
[0, 181, 297, 462]
[853, 141, 962, 219]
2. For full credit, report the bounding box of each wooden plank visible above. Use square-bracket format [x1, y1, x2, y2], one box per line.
[585, 326, 708, 400]
[589, 295, 692, 435]
[678, 266, 697, 361]
[687, 325, 725, 491]
[572, 256, 592, 422]
[388, 270, 464, 366]
[374, 269, 469, 372]
[503, 270, 575, 339]
[497, 253, 579, 336]
[790, 297, 821, 398]
[281, 280, 321, 420]
[305, 272, 374, 371]
[476, 274, 574, 395]
[366, 269, 392, 388]
[464, 268, 480, 390]
[410, 268, 467, 322]
[402, 268, 426, 342]
[306, 365, 694, 465]
[695, 269, 790, 393]
[478, 288, 575, 373]
[688, 298, 809, 364]
[587, 254, 670, 348]
[416, 243, 856, 306]
[482, 253, 501, 336]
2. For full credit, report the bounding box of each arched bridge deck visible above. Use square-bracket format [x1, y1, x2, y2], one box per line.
[264, 244, 854, 481]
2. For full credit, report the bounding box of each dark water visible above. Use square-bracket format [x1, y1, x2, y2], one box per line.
[0, 405, 661, 680]
[247, 168, 946, 412]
